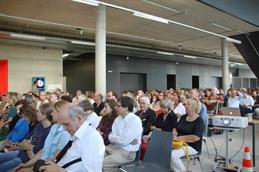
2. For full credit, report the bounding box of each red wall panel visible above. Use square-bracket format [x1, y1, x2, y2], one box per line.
[0, 59, 8, 96]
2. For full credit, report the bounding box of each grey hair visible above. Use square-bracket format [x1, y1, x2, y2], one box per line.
[139, 95, 150, 105]
[68, 105, 86, 121]
[160, 98, 172, 110]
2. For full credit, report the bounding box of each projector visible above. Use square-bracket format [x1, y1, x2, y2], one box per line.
[212, 115, 248, 128]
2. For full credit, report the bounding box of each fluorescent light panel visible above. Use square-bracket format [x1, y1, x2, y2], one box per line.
[184, 55, 197, 59]
[157, 51, 174, 56]
[142, 0, 181, 13]
[70, 40, 95, 46]
[211, 22, 232, 31]
[62, 53, 70, 58]
[72, 0, 99, 6]
[11, 33, 46, 40]
[133, 11, 169, 24]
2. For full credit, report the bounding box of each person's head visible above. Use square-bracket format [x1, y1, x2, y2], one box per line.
[183, 98, 201, 116]
[160, 98, 172, 115]
[59, 103, 86, 135]
[158, 92, 165, 101]
[37, 103, 53, 122]
[191, 88, 199, 100]
[19, 104, 37, 123]
[60, 95, 73, 103]
[211, 87, 219, 96]
[100, 99, 117, 117]
[171, 91, 181, 102]
[117, 96, 134, 116]
[55, 88, 62, 96]
[39, 91, 47, 101]
[240, 88, 247, 94]
[52, 101, 69, 123]
[137, 90, 144, 96]
[231, 89, 237, 97]
[0, 94, 8, 104]
[94, 92, 103, 102]
[138, 95, 150, 111]
[106, 91, 117, 101]
[78, 99, 94, 112]
[76, 90, 82, 97]
[7, 92, 21, 106]
[49, 93, 58, 104]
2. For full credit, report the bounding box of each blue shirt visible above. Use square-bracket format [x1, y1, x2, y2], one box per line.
[6, 117, 30, 143]
[40, 124, 71, 160]
[18, 122, 52, 162]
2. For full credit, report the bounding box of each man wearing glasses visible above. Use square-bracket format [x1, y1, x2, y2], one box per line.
[103, 96, 143, 169]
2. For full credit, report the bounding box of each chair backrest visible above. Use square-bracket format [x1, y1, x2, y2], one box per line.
[143, 130, 173, 170]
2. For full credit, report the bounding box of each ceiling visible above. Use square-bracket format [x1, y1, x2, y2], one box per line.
[0, 0, 258, 65]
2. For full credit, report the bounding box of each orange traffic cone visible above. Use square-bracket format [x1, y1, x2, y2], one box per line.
[242, 146, 253, 172]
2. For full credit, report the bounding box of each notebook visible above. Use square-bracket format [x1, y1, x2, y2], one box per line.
[220, 107, 241, 117]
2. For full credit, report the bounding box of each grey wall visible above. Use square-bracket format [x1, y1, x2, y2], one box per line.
[64, 54, 256, 95]
[63, 54, 95, 95]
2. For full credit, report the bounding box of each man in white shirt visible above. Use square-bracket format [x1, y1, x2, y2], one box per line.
[79, 100, 100, 129]
[39, 103, 105, 172]
[227, 89, 241, 108]
[103, 96, 143, 168]
[239, 88, 254, 116]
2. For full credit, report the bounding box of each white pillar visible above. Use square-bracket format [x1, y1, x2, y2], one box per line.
[95, 5, 106, 95]
[222, 38, 229, 93]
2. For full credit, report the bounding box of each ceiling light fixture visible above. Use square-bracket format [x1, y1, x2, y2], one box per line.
[70, 40, 95, 46]
[132, 11, 169, 24]
[72, 0, 99, 6]
[62, 53, 70, 58]
[10, 33, 46, 40]
[142, 0, 181, 13]
[211, 22, 232, 31]
[157, 51, 174, 56]
[184, 55, 197, 59]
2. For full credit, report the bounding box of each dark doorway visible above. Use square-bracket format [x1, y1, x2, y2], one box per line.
[120, 73, 147, 94]
[192, 76, 199, 89]
[167, 75, 176, 90]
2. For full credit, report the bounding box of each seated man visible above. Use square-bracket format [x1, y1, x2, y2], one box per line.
[79, 100, 100, 129]
[39, 103, 105, 172]
[103, 96, 143, 169]
[135, 95, 156, 135]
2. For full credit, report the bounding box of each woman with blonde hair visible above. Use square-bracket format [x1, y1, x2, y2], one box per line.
[171, 98, 204, 172]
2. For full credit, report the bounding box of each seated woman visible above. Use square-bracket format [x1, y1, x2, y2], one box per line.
[0, 104, 36, 150]
[97, 99, 117, 146]
[171, 98, 205, 172]
[141, 98, 177, 160]
[14, 101, 71, 172]
[0, 103, 53, 171]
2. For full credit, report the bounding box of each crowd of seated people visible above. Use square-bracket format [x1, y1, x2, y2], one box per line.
[0, 86, 258, 172]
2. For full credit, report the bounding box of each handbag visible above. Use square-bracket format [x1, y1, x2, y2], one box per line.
[172, 140, 190, 160]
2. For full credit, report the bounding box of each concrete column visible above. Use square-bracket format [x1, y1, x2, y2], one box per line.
[95, 5, 106, 95]
[222, 38, 229, 93]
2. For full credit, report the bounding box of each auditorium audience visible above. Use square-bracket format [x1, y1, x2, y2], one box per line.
[0, 103, 52, 171]
[13, 101, 71, 172]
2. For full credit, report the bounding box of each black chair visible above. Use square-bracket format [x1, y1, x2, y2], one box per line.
[120, 130, 173, 172]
